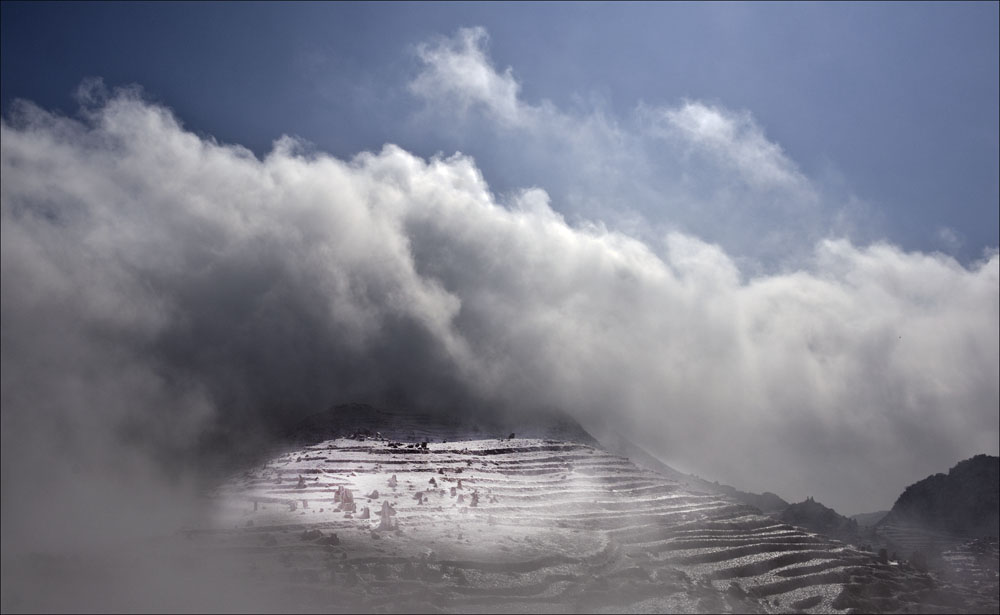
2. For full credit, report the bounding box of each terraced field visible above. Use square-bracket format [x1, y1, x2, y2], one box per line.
[201, 436, 990, 613]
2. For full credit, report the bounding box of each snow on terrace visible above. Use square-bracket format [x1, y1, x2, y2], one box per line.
[200, 436, 982, 613]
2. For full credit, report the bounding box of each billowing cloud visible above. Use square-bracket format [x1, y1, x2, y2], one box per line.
[2, 78, 996, 549]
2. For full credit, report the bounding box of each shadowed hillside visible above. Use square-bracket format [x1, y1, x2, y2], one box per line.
[872, 455, 999, 608]
[779, 498, 861, 545]
[879, 455, 999, 539]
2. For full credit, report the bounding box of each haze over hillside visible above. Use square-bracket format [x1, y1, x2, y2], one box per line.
[10, 405, 996, 613]
[851, 511, 890, 528]
[2, 4, 998, 613]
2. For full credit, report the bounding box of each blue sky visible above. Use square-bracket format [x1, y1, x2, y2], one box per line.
[1, 2, 998, 515]
[3, 2, 997, 264]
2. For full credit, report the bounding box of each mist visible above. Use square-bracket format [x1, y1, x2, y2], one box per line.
[2, 80, 996, 555]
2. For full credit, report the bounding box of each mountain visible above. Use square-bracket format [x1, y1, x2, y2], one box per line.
[11, 403, 992, 612]
[180, 406, 996, 613]
[872, 454, 999, 604]
[879, 454, 999, 539]
[711, 484, 789, 515]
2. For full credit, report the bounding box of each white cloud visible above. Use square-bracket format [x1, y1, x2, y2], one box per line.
[408, 28, 838, 267]
[934, 225, 964, 253]
[410, 27, 525, 127]
[2, 89, 996, 526]
[653, 101, 815, 196]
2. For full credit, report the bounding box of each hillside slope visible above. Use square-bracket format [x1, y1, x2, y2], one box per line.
[587, 424, 789, 514]
[199, 434, 991, 613]
[778, 498, 861, 545]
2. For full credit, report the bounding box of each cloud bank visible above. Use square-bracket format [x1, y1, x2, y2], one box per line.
[2, 75, 996, 541]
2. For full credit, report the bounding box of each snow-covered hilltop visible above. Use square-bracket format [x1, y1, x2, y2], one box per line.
[200, 428, 990, 613]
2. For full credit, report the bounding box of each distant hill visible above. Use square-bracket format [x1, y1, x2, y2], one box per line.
[851, 510, 890, 528]
[779, 497, 861, 543]
[879, 454, 999, 539]
[712, 483, 789, 514]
